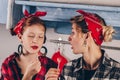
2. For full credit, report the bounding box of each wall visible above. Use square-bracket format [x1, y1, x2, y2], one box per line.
[0, 0, 8, 24]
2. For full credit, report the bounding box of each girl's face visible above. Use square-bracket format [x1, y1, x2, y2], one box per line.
[19, 24, 45, 54]
[68, 23, 86, 54]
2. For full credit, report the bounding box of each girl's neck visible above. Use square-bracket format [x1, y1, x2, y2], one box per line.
[21, 52, 40, 62]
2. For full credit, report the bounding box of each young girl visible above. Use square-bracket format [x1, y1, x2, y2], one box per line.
[0, 10, 57, 80]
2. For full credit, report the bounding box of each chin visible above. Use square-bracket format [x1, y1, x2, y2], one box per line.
[73, 50, 81, 54]
[73, 50, 78, 54]
[74, 52, 79, 54]
[30, 50, 39, 54]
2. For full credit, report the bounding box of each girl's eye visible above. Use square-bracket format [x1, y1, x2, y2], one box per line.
[28, 35, 34, 38]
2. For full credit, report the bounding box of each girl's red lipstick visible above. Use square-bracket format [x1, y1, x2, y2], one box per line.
[31, 46, 38, 50]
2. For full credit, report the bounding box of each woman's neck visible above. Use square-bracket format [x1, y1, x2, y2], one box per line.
[83, 46, 102, 70]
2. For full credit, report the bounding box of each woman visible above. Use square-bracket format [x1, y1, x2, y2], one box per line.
[45, 10, 120, 80]
[0, 10, 57, 80]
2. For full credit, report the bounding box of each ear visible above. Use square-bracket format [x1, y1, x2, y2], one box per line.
[17, 33, 22, 42]
[87, 31, 96, 46]
[87, 31, 92, 39]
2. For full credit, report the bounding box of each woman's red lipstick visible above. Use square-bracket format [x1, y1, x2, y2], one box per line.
[31, 46, 38, 50]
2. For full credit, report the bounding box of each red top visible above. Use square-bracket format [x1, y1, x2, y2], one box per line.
[0, 52, 57, 80]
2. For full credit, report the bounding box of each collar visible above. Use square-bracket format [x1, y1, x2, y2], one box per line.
[73, 50, 112, 72]
[100, 52, 112, 67]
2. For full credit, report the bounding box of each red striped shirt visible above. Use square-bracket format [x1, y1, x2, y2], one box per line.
[0, 52, 57, 80]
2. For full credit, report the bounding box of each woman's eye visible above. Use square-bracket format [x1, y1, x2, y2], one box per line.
[71, 32, 74, 35]
[39, 36, 44, 38]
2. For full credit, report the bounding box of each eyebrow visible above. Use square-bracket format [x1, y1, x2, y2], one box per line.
[29, 32, 44, 35]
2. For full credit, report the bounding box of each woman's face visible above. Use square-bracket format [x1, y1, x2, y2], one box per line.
[20, 24, 45, 54]
[68, 23, 86, 54]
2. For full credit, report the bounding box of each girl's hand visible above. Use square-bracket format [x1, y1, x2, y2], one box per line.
[22, 58, 41, 80]
[45, 68, 60, 80]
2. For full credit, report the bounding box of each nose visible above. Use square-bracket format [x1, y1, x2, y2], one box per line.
[32, 37, 38, 43]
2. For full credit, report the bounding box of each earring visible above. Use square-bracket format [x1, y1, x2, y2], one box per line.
[18, 44, 23, 54]
[40, 46, 47, 56]
[84, 40, 87, 47]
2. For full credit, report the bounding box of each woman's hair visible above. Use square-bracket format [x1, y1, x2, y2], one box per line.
[94, 14, 115, 42]
[70, 14, 115, 42]
[10, 16, 46, 36]
[70, 15, 89, 33]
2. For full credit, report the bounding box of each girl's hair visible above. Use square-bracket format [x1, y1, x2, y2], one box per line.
[70, 14, 115, 42]
[10, 16, 46, 36]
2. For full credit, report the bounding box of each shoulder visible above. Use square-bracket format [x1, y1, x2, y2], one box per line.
[2, 52, 18, 65]
[103, 53, 120, 75]
[38, 56, 57, 68]
[109, 57, 120, 68]
[108, 58, 120, 78]
[46, 56, 58, 68]
[104, 53, 120, 68]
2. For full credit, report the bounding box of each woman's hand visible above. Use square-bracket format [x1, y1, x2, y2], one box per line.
[22, 59, 41, 80]
[45, 68, 60, 80]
